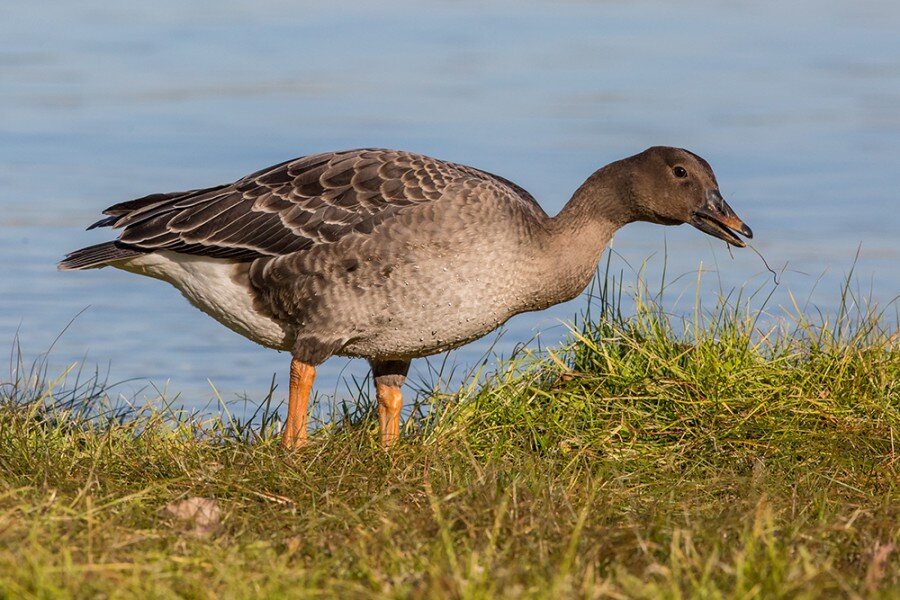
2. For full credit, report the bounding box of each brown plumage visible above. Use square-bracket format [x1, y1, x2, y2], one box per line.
[72, 149, 541, 262]
[61, 146, 752, 448]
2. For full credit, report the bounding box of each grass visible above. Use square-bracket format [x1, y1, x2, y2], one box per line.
[0, 271, 897, 599]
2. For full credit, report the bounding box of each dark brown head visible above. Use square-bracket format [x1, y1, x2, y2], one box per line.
[618, 146, 752, 247]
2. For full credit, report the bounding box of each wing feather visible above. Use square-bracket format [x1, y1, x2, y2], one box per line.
[92, 148, 543, 261]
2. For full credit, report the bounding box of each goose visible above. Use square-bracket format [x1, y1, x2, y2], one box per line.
[60, 146, 751, 448]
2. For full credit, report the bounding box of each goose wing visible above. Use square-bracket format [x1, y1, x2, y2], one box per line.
[92, 148, 541, 261]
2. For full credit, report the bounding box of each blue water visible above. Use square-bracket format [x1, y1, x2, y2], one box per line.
[2, 0, 898, 419]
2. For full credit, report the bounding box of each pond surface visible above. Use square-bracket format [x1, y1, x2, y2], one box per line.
[2, 0, 898, 419]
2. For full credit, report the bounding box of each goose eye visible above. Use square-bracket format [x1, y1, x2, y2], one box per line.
[673, 166, 688, 178]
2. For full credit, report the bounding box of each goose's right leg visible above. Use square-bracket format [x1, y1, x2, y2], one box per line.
[282, 357, 316, 449]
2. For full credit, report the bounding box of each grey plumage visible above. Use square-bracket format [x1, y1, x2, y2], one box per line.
[65, 149, 541, 263]
[60, 146, 751, 369]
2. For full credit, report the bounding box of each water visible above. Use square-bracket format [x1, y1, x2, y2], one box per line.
[2, 0, 898, 418]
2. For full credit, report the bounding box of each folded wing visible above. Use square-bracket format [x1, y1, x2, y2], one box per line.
[87, 148, 540, 262]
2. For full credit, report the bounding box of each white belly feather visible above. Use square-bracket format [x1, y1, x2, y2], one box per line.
[117, 251, 292, 350]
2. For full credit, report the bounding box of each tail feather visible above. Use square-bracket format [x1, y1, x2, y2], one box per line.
[87, 215, 118, 230]
[58, 242, 145, 271]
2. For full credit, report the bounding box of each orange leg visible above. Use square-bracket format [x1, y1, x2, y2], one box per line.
[376, 383, 404, 447]
[371, 360, 410, 448]
[282, 358, 315, 449]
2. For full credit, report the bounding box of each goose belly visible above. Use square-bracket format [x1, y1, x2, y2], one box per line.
[340, 307, 513, 359]
[117, 251, 292, 350]
[337, 267, 528, 360]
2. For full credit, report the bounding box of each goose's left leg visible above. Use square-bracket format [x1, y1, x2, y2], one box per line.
[371, 359, 411, 447]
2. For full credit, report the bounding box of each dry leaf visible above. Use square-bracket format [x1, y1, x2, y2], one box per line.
[164, 497, 222, 537]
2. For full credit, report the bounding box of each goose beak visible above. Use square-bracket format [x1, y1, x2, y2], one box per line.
[691, 190, 752, 248]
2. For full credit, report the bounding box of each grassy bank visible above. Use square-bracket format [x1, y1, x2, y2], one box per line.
[1, 278, 898, 599]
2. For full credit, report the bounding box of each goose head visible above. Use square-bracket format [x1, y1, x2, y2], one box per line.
[626, 146, 753, 248]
